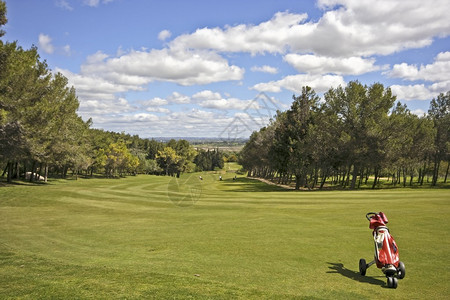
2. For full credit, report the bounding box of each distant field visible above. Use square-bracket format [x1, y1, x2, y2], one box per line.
[0, 169, 449, 299]
[192, 143, 244, 152]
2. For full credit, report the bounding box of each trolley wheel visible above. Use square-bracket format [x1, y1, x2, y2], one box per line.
[359, 258, 367, 276]
[387, 276, 393, 288]
[387, 277, 398, 289]
[397, 261, 405, 279]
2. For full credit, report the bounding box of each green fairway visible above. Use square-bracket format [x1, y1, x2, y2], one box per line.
[1, 172, 449, 299]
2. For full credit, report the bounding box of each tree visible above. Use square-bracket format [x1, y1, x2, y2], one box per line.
[103, 141, 137, 177]
[284, 86, 320, 189]
[156, 147, 181, 176]
[0, 41, 51, 182]
[194, 148, 225, 172]
[147, 139, 164, 160]
[428, 92, 450, 185]
[0, 0, 7, 37]
[323, 82, 396, 189]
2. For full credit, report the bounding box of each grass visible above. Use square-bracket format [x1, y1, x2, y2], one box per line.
[0, 169, 449, 299]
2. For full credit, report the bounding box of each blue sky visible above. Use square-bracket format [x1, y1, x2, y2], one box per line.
[3, 0, 450, 138]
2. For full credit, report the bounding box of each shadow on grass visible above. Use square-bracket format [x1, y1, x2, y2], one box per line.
[0, 179, 48, 187]
[221, 177, 289, 192]
[327, 262, 385, 287]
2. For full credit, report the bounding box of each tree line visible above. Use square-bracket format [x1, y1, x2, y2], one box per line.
[239, 83, 449, 189]
[0, 2, 224, 183]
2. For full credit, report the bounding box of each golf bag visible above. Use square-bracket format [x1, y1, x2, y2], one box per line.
[359, 212, 405, 288]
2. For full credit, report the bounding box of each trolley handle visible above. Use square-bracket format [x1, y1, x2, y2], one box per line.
[366, 212, 377, 221]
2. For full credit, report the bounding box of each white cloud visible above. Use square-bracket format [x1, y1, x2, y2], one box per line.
[387, 51, 450, 100]
[192, 90, 222, 101]
[430, 80, 450, 93]
[252, 74, 346, 94]
[158, 30, 172, 41]
[387, 51, 450, 82]
[167, 92, 191, 104]
[199, 98, 259, 111]
[140, 97, 171, 114]
[84, 0, 100, 6]
[390, 84, 434, 101]
[63, 44, 71, 56]
[78, 97, 134, 115]
[411, 108, 426, 116]
[169, 1, 450, 57]
[130, 113, 159, 122]
[38, 34, 55, 54]
[284, 54, 384, 75]
[145, 107, 171, 113]
[55, 0, 73, 11]
[79, 48, 244, 87]
[56, 67, 144, 96]
[170, 12, 308, 55]
[143, 97, 169, 106]
[251, 65, 279, 74]
[83, 0, 114, 7]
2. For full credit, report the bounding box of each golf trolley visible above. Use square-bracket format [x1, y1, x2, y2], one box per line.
[359, 212, 405, 288]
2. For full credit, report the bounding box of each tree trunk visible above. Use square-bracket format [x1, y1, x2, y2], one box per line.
[432, 157, 440, 186]
[29, 161, 36, 182]
[295, 174, 302, 190]
[350, 165, 358, 190]
[372, 168, 378, 189]
[419, 162, 426, 185]
[357, 168, 364, 188]
[6, 162, 12, 183]
[444, 162, 449, 183]
[44, 164, 48, 182]
[2, 164, 7, 177]
[319, 169, 328, 190]
[402, 168, 407, 187]
[16, 162, 20, 179]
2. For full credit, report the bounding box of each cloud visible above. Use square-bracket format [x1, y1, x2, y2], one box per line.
[411, 108, 426, 116]
[169, 1, 450, 57]
[83, 0, 114, 7]
[251, 65, 278, 74]
[390, 84, 434, 101]
[79, 48, 244, 87]
[55, 0, 73, 11]
[387, 51, 450, 100]
[38, 34, 55, 54]
[284, 54, 385, 75]
[252, 74, 346, 94]
[62, 44, 71, 56]
[56, 67, 144, 96]
[169, 12, 308, 55]
[192, 90, 222, 101]
[142, 97, 169, 106]
[167, 92, 191, 104]
[387, 51, 450, 82]
[78, 97, 134, 115]
[198, 97, 259, 111]
[158, 30, 172, 41]
[145, 107, 171, 113]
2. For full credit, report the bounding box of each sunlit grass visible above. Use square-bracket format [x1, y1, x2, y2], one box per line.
[0, 171, 449, 299]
